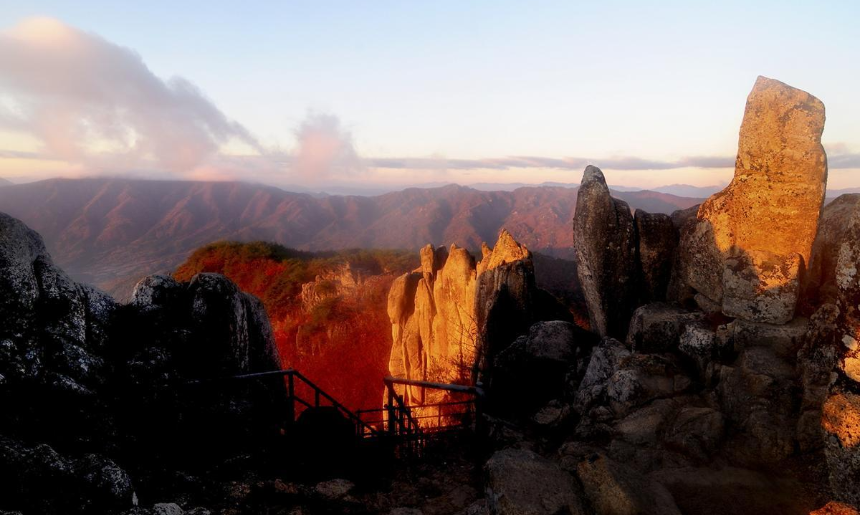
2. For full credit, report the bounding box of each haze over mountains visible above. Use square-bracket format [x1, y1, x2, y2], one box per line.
[0, 177, 701, 297]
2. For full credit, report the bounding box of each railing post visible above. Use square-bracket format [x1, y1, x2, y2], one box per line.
[386, 384, 396, 437]
[287, 372, 295, 424]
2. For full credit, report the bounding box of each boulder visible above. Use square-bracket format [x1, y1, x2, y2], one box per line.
[805, 194, 860, 306]
[677, 76, 828, 323]
[575, 453, 682, 515]
[314, 478, 355, 500]
[822, 385, 860, 507]
[605, 353, 691, 417]
[484, 448, 586, 515]
[574, 338, 690, 419]
[678, 324, 724, 383]
[635, 210, 678, 302]
[573, 166, 639, 338]
[797, 304, 842, 451]
[492, 321, 592, 417]
[574, 338, 632, 414]
[625, 303, 706, 353]
[152, 504, 185, 515]
[0, 438, 137, 514]
[721, 249, 801, 324]
[717, 347, 798, 464]
[836, 203, 860, 354]
[719, 317, 808, 360]
[662, 407, 725, 463]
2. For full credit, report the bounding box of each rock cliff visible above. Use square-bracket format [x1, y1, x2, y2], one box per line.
[677, 76, 828, 324]
[387, 230, 569, 410]
[573, 166, 639, 338]
[0, 212, 285, 514]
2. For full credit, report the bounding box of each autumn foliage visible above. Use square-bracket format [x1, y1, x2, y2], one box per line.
[174, 242, 418, 411]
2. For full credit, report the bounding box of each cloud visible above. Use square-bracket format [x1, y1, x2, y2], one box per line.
[289, 112, 363, 181]
[367, 154, 736, 171]
[0, 17, 261, 173]
[823, 143, 860, 169]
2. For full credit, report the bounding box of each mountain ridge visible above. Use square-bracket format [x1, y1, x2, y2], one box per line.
[0, 177, 702, 296]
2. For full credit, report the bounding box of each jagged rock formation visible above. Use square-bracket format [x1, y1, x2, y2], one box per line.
[387, 230, 569, 411]
[300, 262, 369, 313]
[0, 212, 285, 514]
[482, 78, 858, 513]
[573, 166, 639, 338]
[677, 76, 828, 324]
[387, 244, 476, 406]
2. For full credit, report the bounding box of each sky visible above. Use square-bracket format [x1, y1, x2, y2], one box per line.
[0, 1, 858, 191]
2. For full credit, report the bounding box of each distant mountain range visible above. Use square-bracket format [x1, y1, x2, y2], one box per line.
[0, 178, 11, 187]
[0, 177, 704, 297]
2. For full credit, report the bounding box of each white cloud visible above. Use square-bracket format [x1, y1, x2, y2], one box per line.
[0, 17, 261, 173]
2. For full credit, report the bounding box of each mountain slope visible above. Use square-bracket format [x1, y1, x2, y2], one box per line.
[0, 178, 702, 295]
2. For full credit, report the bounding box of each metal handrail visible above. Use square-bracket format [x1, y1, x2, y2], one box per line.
[186, 368, 381, 438]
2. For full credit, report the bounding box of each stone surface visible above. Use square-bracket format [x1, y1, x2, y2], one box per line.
[663, 407, 725, 462]
[717, 346, 799, 464]
[315, 478, 355, 500]
[822, 386, 860, 507]
[721, 249, 801, 324]
[474, 230, 539, 363]
[625, 303, 706, 353]
[573, 166, 639, 338]
[805, 194, 860, 306]
[635, 210, 678, 302]
[575, 453, 682, 515]
[492, 321, 592, 417]
[677, 76, 828, 322]
[810, 502, 860, 515]
[836, 202, 860, 352]
[387, 231, 545, 414]
[574, 338, 690, 419]
[152, 504, 185, 515]
[484, 448, 586, 515]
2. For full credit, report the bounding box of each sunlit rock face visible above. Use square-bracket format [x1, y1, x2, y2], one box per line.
[386, 231, 540, 412]
[678, 76, 828, 324]
[573, 166, 639, 338]
[805, 194, 860, 308]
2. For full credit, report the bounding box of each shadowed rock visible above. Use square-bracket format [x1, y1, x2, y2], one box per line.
[573, 166, 639, 338]
[635, 210, 678, 302]
[484, 448, 587, 515]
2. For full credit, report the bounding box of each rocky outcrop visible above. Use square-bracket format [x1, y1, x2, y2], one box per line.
[625, 303, 706, 353]
[805, 194, 860, 307]
[573, 166, 639, 338]
[823, 385, 860, 507]
[491, 321, 595, 417]
[300, 263, 369, 313]
[575, 454, 682, 515]
[387, 231, 553, 410]
[677, 76, 828, 324]
[484, 448, 586, 515]
[0, 438, 136, 514]
[0, 212, 286, 514]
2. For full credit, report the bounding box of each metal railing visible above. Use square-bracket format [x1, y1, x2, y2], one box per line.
[187, 368, 381, 439]
[355, 376, 484, 454]
[185, 370, 482, 454]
